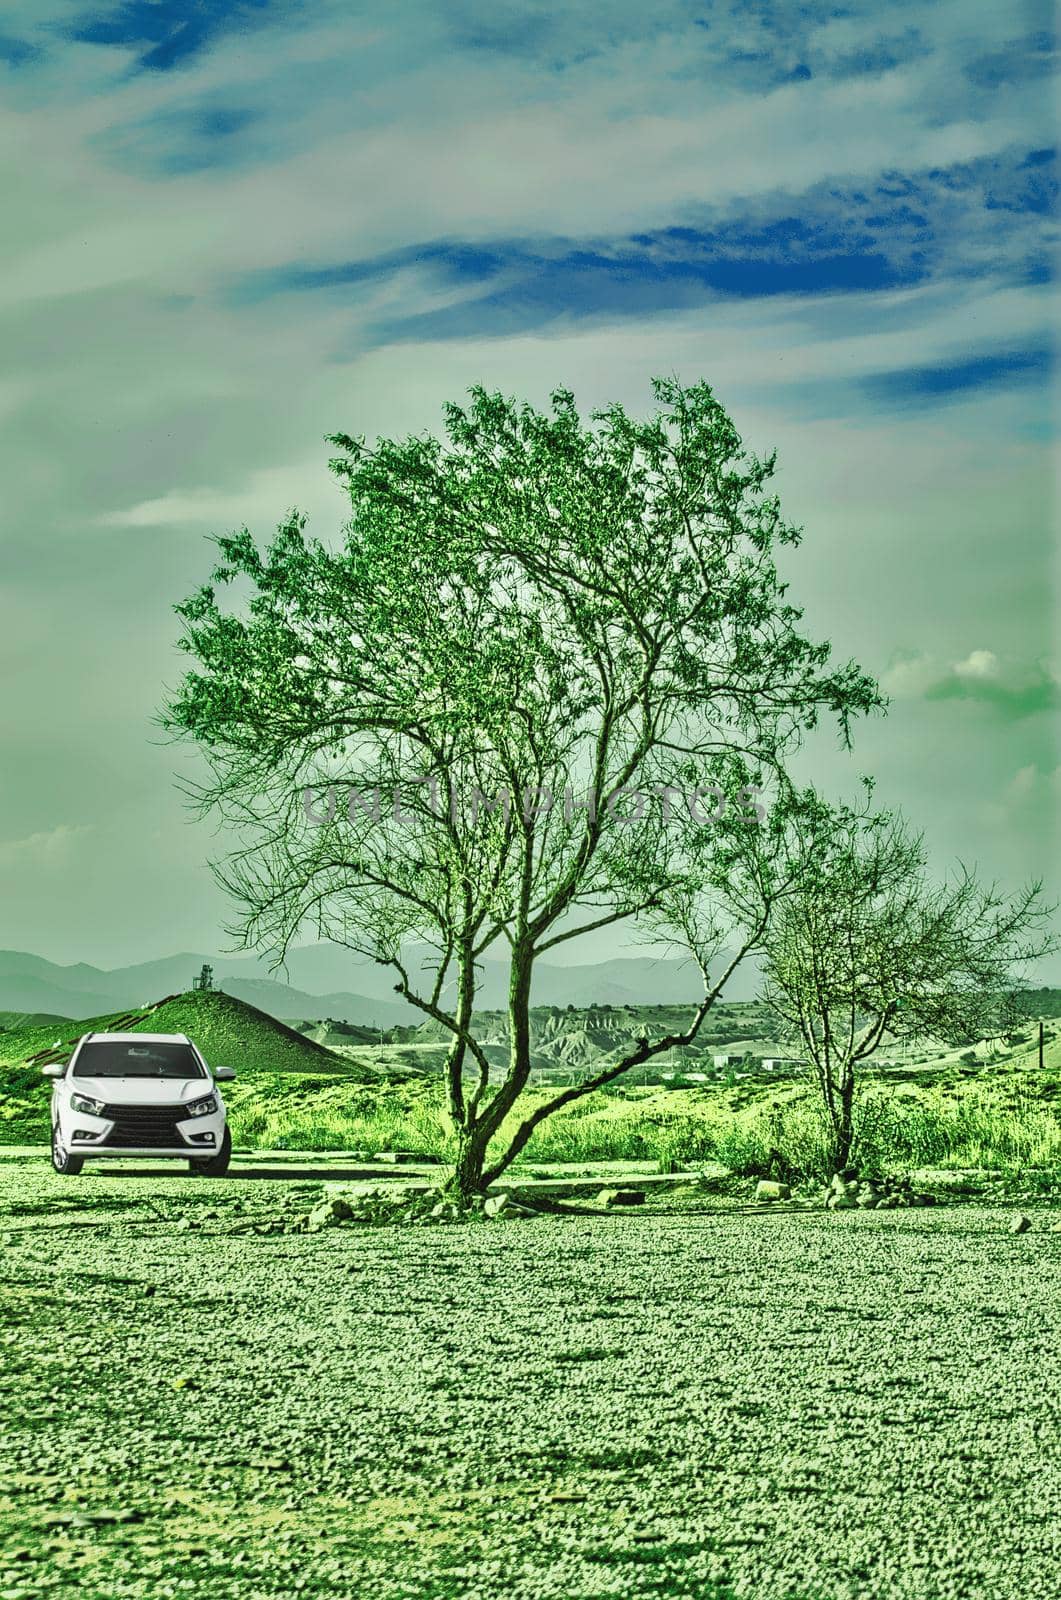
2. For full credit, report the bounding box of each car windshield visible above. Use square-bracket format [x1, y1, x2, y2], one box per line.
[72, 1041, 206, 1079]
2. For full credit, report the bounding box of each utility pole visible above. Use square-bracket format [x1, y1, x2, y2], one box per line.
[1040, 1018, 1045, 1072]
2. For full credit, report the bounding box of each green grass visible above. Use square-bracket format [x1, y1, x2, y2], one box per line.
[224, 1074, 450, 1154]
[498, 1072, 1061, 1180]
[202, 1068, 1061, 1186]
[4, 993, 1061, 1182]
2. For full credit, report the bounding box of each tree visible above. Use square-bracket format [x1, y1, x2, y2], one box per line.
[760, 787, 1055, 1174]
[162, 377, 880, 1200]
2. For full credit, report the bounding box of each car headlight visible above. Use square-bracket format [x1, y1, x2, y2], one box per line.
[186, 1093, 218, 1118]
[70, 1092, 105, 1117]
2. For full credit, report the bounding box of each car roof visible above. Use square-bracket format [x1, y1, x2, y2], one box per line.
[78, 1032, 193, 1045]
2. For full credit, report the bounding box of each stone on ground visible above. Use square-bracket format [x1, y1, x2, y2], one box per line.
[597, 1188, 647, 1207]
[307, 1196, 356, 1230]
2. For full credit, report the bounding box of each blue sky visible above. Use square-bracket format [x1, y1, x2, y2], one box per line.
[0, 0, 1056, 964]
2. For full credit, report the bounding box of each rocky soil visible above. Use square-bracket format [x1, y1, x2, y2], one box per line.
[2, 1153, 1060, 1599]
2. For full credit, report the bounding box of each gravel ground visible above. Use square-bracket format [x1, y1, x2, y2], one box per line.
[2, 1155, 1061, 1600]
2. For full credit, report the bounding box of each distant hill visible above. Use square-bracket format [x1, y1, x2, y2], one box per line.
[0, 944, 758, 1025]
[1010, 988, 1061, 1020]
[0, 950, 411, 1028]
[220, 978, 411, 1029]
[388, 1000, 785, 1081]
[3, 946, 1054, 1039]
[244, 943, 757, 1007]
[0, 1009, 71, 1032]
[0, 989, 364, 1076]
[130, 992, 365, 1076]
[290, 1019, 381, 1047]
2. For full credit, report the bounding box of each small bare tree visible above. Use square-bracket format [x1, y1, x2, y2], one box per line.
[761, 787, 1055, 1174]
[162, 378, 881, 1200]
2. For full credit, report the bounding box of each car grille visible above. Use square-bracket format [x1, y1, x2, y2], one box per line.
[98, 1103, 189, 1148]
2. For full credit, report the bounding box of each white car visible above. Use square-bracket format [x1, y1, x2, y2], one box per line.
[44, 1031, 235, 1176]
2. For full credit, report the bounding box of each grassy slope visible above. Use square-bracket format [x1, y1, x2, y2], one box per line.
[0, 989, 364, 1073]
[0, 1009, 71, 1032]
[0, 990, 395, 1146]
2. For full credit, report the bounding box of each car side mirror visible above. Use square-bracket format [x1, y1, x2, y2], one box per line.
[214, 1066, 236, 1081]
[41, 1063, 65, 1079]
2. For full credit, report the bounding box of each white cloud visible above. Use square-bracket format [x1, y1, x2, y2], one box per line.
[880, 652, 941, 699]
[881, 651, 1059, 714]
[0, 823, 94, 868]
[103, 460, 348, 534]
[953, 649, 1000, 681]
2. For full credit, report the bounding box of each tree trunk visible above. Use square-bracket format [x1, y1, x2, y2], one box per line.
[443, 937, 476, 1130]
[447, 1123, 491, 1205]
[832, 1071, 856, 1173]
[477, 945, 535, 1146]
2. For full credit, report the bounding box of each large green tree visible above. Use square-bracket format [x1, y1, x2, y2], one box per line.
[760, 787, 1055, 1174]
[163, 378, 881, 1199]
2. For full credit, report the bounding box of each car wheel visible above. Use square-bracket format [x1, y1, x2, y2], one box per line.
[52, 1123, 84, 1176]
[188, 1125, 232, 1177]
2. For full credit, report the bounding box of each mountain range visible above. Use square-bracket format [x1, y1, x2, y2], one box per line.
[0, 944, 761, 1025]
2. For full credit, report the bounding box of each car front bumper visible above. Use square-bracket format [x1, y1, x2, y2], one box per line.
[61, 1105, 227, 1158]
[71, 1151, 222, 1162]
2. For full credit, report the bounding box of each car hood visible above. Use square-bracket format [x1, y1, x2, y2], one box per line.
[67, 1077, 215, 1106]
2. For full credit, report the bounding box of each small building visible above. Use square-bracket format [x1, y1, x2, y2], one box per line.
[761, 1057, 807, 1073]
[712, 1052, 744, 1068]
